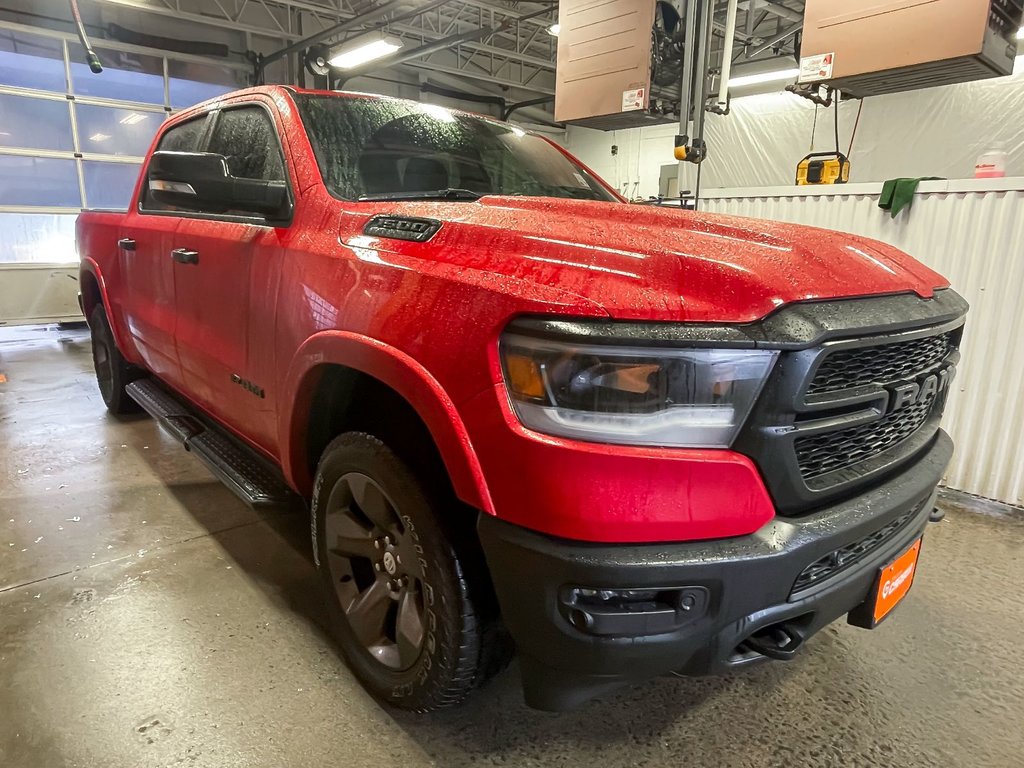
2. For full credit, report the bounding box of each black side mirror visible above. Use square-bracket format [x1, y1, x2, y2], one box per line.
[148, 151, 291, 223]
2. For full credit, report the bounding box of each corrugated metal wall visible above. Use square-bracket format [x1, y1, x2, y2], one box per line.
[702, 182, 1024, 507]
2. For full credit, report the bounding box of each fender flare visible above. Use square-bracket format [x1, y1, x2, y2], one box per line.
[279, 330, 495, 514]
[79, 258, 130, 351]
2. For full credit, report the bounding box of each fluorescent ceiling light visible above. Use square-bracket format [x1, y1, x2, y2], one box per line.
[548, 23, 560, 36]
[119, 112, 148, 125]
[328, 35, 403, 69]
[89, 133, 111, 142]
[728, 67, 800, 88]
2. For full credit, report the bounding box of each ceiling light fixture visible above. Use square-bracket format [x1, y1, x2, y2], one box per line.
[119, 112, 148, 125]
[1017, 27, 1023, 40]
[89, 132, 111, 142]
[328, 34, 404, 69]
[728, 67, 800, 88]
[548, 23, 560, 36]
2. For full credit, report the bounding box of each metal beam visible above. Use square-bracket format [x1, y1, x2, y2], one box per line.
[744, 21, 800, 58]
[398, 58, 554, 94]
[92, 0, 302, 39]
[91, 0, 560, 80]
[259, 0, 407, 68]
[738, 1, 803, 24]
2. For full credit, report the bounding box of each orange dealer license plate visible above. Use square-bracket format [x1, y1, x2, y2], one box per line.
[848, 538, 922, 629]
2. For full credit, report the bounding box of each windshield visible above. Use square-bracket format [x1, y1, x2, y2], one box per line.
[293, 93, 618, 203]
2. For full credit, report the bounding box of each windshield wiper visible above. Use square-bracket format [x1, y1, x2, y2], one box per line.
[553, 186, 607, 201]
[358, 188, 483, 202]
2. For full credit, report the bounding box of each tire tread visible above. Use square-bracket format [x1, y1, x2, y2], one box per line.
[314, 432, 509, 712]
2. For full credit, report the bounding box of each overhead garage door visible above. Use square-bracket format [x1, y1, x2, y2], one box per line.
[0, 22, 248, 325]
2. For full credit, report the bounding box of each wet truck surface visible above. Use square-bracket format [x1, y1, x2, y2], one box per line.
[77, 86, 968, 711]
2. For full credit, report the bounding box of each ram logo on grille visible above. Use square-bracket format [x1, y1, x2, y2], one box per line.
[886, 363, 956, 414]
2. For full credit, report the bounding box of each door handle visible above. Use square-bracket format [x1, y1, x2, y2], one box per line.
[118, 238, 136, 251]
[171, 248, 200, 265]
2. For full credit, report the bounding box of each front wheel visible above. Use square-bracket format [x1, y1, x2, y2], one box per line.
[88, 305, 142, 415]
[312, 432, 498, 711]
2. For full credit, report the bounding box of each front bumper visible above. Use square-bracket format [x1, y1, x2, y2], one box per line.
[478, 430, 952, 711]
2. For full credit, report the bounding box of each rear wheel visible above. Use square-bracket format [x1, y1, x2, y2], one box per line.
[312, 431, 504, 711]
[89, 305, 142, 414]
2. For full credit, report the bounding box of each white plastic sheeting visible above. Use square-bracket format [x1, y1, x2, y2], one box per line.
[701, 178, 1024, 507]
[565, 59, 1024, 197]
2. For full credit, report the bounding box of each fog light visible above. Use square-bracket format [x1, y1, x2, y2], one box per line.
[559, 586, 709, 637]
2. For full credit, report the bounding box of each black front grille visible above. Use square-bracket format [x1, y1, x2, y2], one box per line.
[807, 332, 953, 395]
[791, 501, 925, 595]
[796, 393, 938, 480]
[729, 290, 968, 514]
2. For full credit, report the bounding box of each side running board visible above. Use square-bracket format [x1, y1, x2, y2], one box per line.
[126, 378, 297, 509]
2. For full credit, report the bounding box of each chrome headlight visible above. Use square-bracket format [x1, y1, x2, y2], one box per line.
[500, 331, 778, 448]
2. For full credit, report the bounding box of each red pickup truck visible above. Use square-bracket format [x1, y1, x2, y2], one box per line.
[77, 86, 967, 712]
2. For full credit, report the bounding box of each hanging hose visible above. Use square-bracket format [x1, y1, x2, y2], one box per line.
[809, 104, 819, 152]
[69, 0, 103, 73]
[694, 157, 703, 211]
[833, 95, 840, 155]
[848, 100, 865, 156]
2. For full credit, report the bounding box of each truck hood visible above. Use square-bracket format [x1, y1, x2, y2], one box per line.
[346, 197, 949, 323]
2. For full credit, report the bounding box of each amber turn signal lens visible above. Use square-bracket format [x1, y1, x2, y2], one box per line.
[505, 353, 545, 399]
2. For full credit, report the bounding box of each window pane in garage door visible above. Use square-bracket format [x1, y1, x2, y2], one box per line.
[0, 156, 81, 207]
[0, 30, 66, 92]
[0, 93, 73, 151]
[168, 59, 240, 109]
[75, 103, 162, 157]
[0, 212, 78, 264]
[68, 44, 165, 105]
[82, 160, 142, 210]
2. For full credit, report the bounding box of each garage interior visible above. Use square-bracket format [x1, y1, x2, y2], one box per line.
[2, 1, 1024, 766]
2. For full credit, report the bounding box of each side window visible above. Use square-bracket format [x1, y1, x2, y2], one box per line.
[157, 117, 206, 152]
[206, 107, 285, 182]
[142, 115, 208, 212]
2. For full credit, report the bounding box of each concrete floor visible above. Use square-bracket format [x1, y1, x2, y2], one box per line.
[1, 324, 1023, 768]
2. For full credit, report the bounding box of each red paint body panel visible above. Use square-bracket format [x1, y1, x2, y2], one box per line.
[76, 86, 951, 544]
[461, 384, 776, 542]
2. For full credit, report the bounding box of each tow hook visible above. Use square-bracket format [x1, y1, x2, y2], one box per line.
[739, 622, 805, 661]
[928, 506, 945, 523]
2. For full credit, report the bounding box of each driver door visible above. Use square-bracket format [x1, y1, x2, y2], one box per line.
[170, 103, 291, 453]
[119, 112, 212, 390]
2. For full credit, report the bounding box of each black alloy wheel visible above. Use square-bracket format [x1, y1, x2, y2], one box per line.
[312, 432, 511, 711]
[324, 471, 427, 671]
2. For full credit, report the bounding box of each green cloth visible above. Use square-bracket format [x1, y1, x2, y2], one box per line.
[878, 177, 943, 218]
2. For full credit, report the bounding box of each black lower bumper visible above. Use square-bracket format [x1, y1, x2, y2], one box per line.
[478, 431, 952, 711]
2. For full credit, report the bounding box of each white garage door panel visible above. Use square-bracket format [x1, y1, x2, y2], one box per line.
[0, 264, 83, 325]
